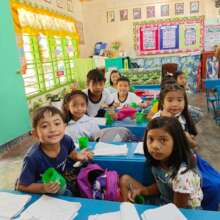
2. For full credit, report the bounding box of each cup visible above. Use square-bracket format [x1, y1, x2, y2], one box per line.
[105, 111, 113, 125]
[78, 136, 89, 150]
[136, 112, 144, 124]
[42, 168, 66, 190]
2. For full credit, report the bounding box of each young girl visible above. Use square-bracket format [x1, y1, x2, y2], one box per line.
[120, 117, 203, 209]
[154, 83, 220, 210]
[63, 90, 101, 142]
[172, 71, 203, 124]
[63, 90, 132, 143]
[107, 69, 121, 94]
[155, 83, 197, 148]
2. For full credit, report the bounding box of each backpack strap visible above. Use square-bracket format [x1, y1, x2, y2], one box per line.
[104, 170, 121, 201]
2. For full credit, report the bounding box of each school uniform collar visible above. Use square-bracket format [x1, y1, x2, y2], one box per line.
[117, 92, 128, 103]
[68, 114, 91, 124]
[176, 113, 186, 125]
[88, 89, 102, 104]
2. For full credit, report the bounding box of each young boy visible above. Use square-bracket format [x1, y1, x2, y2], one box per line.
[83, 68, 114, 117]
[16, 106, 92, 195]
[112, 76, 145, 108]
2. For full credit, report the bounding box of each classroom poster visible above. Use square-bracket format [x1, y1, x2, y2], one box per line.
[204, 25, 220, 51]
[134, 16, 204, 55]
[179, 23, 201, 50]
[140, 25, 159, 52]
[160, 25, 179, 50]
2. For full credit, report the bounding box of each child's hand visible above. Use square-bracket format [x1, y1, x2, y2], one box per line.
[113, 102, 120, 108]
[138, 102, 147, 108]
[101, 103, 109, 109]
[128, 186, 142, 203]
[77, 150, 93, 161]
[161, 109, 173, 117]
[43, 182, 60, 194]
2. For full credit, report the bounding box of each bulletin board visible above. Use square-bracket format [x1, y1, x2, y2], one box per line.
[204, 24, 220, 51]
[134, 16, 204, 56]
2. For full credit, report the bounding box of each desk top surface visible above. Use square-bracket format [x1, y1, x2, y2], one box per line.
[2, 190, 220, 220]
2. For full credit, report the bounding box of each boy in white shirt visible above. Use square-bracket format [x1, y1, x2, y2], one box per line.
[112, 76, 145, 108]
[83, 68, 114, 117]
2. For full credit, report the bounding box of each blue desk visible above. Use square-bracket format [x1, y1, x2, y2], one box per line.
[100, 119, 148, 141]
[89, 142, 152, 185]
[3, 190, 220, 220]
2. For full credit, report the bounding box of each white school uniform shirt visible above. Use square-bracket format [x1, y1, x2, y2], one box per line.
[83, 88, 114, 117]
[106, 86, 117, 94]
[65, 114, 101, 142]
[112, 92, 142, 108]
[152, 110, 186, 130]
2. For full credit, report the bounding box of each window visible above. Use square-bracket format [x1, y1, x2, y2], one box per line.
[22, 34, 79, 97]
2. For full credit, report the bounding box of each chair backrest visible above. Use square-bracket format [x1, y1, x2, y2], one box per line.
[161, 63, 178, 80]
[204, 79, 220, 89]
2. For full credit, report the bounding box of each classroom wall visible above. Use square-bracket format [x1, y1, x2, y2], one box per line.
[81, 0, 220, 57]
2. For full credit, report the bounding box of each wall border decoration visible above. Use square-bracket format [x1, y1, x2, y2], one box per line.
[133, 16, 204, 56]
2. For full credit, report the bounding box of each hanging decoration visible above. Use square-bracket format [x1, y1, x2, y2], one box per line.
[10, 1, 79, 40]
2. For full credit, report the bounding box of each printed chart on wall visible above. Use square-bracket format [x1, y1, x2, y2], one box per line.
[134, 16, 204, 55]
[204, 25, 220, 51]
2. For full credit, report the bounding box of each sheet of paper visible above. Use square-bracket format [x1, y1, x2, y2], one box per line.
[141, 203, 187, 220]
[120, 202, 140, 220]
[17, 195, 81, 220]
[88, 211, 120, 220]
[88, 202, 140, 220]
[93, 117, 106, 126]
[134, 142, 144, 155]
[0, 192, 31, 219]
[93, 142, 128, 156]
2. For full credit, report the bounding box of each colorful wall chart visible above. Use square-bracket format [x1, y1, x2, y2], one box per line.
[134, 16, 204, 55]
[204, 25, 220, 51]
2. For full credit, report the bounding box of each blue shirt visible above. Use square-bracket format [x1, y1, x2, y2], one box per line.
[17, 135, 75, 186]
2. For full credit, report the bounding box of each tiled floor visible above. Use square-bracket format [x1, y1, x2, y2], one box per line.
[0, 93, 220, 190]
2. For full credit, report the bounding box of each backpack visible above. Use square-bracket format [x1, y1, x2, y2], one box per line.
[76, 163, 121, 201]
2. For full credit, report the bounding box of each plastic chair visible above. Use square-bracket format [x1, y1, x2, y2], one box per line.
[161, 63, 178, 80]
[204, 79, 220, 112]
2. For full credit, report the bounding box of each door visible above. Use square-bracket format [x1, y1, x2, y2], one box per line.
[0, 1, 31, 145]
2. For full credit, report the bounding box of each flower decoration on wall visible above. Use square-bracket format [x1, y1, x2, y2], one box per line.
[111, 41, 121, 51]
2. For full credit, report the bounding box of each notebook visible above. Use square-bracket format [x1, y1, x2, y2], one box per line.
[134, 142, 144, 155]
[93, 142, 128, 156]
[0, 192, 31, 219]
[141, 203, 187, 220]
[17, 195, 81, 220]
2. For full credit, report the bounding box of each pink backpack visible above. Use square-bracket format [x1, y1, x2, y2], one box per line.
[76, 163, 121, 201]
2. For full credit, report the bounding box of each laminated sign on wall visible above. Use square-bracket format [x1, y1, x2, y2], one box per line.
[134, 16, 204, 56]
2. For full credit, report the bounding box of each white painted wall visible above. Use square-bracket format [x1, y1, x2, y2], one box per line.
[19, 0, 220, 57]
[80, 0, 220, 57]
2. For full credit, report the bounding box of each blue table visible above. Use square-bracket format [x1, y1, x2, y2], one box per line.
[88, 142, 152, 185]
[132, 84, 160, 90]
[100, 119, 148, 141]
[3, 190, 220, 220]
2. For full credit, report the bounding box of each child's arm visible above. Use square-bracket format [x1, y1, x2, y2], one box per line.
[69, 150, 93, 161]
[173, 192, 190, 208]
[16, 182, 60, 194]
[120, 174, 159, 202]
[185, 132, 197, 148]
